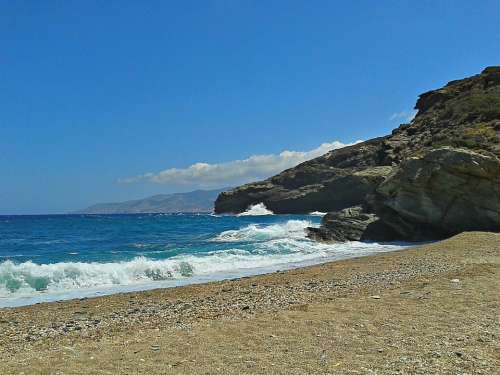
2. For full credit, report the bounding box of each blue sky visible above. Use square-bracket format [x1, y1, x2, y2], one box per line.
[1, 1, 499, 214]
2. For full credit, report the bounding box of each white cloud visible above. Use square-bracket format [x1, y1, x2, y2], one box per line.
[120, 140, 360, 188]
[389, 110, 417, 122]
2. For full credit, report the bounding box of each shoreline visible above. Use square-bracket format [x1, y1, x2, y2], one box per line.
[1, 231, 498, 374]
[0, 240, 409, 309]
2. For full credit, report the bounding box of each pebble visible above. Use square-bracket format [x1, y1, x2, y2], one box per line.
[0, 254, 463, 355]
[451, 279, 460, 283]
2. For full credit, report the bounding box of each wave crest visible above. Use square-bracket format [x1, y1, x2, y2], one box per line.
[0, 257, 194, 297]
[237, 203, 274, 216]
[214, 220, 313, 242]
[309, 211, 327, 216]
[0, 219, 407, 303]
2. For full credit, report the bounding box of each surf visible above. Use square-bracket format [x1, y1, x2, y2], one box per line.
[237, 203, 274, 216]
[0, 214, 408, 307]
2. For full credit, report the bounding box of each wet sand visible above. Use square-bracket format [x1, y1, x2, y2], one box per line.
[0, 232, 498, 374]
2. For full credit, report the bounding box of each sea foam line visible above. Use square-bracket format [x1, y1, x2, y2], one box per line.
[0, 220, 407, 303]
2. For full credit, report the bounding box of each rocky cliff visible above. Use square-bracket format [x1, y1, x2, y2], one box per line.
[371, 147, 500, 240]
[215, 67, 500, 241]
[215, 137, 394, 214]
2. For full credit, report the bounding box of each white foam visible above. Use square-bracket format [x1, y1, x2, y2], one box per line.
[0, 257, 192, 299]
[0, 219, 409, 307]
[309, 211, 327, 216]
[213, 220, 312, 242]
[237, 203, 274, 216]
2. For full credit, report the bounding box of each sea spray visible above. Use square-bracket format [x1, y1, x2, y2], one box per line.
[237, 203, 274, 216]
[0, 257, 191, 297]
[0, 214, 408, 306]
[0, 219, 316, 297]
[213, 220, 313, 242]
[309, 211, 327, 216]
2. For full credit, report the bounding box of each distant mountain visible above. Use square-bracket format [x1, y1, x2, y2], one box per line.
[76, 188, 229, 214]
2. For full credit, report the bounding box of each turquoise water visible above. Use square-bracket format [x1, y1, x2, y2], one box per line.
[0, 213, 406, 307]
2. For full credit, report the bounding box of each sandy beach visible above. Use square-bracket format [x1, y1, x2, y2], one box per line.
[0, 232, 498, 374]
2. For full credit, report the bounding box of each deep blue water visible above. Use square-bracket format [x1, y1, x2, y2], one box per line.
[1, 213, 306, 264]
[0, 213, 406, 307]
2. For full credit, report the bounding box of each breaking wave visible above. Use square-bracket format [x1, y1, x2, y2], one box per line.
[0, 219, 407, 303]
[0, 257, 193, 297]
[309, 211, 327, 216]
[237, 203, 274, 216]
[213, 220, 312, 242]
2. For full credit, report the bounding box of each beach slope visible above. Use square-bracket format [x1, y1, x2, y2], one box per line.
[0, 232, 498, 374]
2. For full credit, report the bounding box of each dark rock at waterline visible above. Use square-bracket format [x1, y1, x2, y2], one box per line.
[306, 206, 399, 242]
[216, 67, 500, 242]
[370, 147, 500, 241]
[311, 148, 500, 243]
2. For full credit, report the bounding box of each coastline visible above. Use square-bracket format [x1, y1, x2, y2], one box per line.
[0, 239, 407, 309]
[1, 232, 498, 373]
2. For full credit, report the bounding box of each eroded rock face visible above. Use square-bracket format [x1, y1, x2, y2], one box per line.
[312, 148, 500, 242]
[215, 138, 395, 214]
[216, 67, 500, 242]
[371, 147, 500, 241]
[216, 67, 500, 216]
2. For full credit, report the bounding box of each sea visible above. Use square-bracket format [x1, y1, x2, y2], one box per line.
[0, 206, 408, 308]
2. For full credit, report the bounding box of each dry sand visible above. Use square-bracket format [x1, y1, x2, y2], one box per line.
[0, 232, 499, 374]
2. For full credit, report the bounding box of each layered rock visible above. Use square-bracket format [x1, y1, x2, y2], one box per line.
[370, 147, 500, 241]
[216, 67, 500, 242]
[314, 147, 500, 242]
[215, 138, 395, 214]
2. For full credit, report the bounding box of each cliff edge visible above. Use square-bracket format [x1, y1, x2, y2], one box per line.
[216, 67, 500, 241]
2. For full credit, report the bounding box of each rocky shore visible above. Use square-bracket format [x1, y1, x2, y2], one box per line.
[0, 232, 498, 374]
[215, 67, 500, 243]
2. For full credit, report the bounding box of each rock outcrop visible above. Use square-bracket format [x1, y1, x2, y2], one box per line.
[215, 138, 395, 214]
[370, 147, 500, 241]
[215, 67, 500, 242]
[306, 206, 399, 242]
[315, 147, 500, 242]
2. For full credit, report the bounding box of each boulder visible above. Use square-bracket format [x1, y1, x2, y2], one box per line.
[370, 147, 500, 241]
[306, 206, 399, 242]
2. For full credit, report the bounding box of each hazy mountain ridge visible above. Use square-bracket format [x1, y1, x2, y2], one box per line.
[76, 188, 229, 214]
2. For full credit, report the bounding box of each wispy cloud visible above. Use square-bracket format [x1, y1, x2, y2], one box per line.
[389, 110, 417, 122]
[120, 140, 360, 187]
